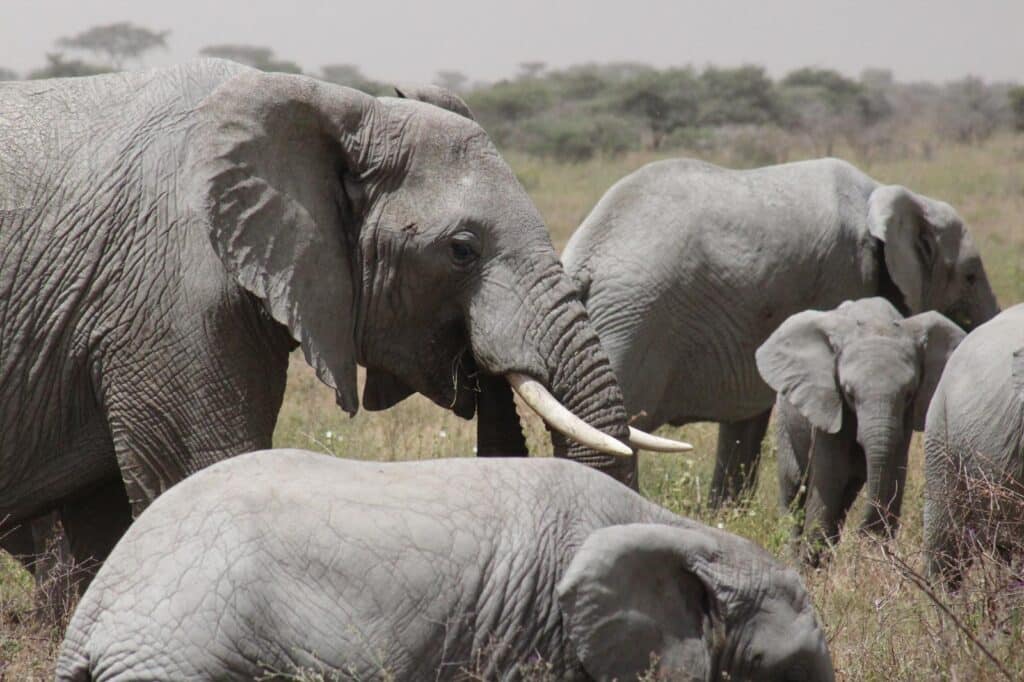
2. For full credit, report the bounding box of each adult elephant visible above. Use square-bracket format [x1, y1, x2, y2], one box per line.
[924, 304, 1024, 586]
[563, 157, 999, 506]
[0, 60, 674, 575]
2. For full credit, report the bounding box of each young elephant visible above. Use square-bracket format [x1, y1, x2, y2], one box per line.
[57, 452, 833, 681]
[924, 304, 1024, 586]
[563, 157, 998, 507]
[756, 298, 965, 562]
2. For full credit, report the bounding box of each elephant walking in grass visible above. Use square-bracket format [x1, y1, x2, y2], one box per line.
[755, 298, 965, 563]
[924, 303, 1024, 586]
[0, 61, 679, 579]
[563, 157, 999, 506]
[57, 452, 834, 681]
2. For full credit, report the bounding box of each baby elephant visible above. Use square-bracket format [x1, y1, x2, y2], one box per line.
[756, 298, 965, 562]
[58, 451, 833, 681]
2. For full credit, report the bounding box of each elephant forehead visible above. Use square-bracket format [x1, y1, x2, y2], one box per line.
[839, 337, 917, 383]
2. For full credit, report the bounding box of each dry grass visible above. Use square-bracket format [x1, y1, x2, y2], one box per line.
[2, 134, 1023, 680]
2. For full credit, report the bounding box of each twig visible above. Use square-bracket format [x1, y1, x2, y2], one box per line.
[877, 543, 1014, 681]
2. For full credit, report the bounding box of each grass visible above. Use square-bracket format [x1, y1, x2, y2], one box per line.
[3, 134, 1023, 680]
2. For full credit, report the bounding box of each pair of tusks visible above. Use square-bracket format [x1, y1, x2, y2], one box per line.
[506, 373, 693, 457]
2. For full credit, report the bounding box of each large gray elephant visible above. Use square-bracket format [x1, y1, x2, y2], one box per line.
[57, 452, 834, 681]
[924, 303, 1024, 586]
[0, 60, 671, 576]
[563, 157, 999, 506]
[756, 298, 965, 563]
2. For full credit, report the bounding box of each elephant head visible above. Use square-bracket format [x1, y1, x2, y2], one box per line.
[557, 523, 834, 681]
[757, 298, 965, 540]
[187, 70, 677, 478]
[868, 185, 999, 331]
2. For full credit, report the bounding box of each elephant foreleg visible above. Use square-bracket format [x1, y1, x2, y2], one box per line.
[60, 478, 132, 591]
[709, 409, 772, 508]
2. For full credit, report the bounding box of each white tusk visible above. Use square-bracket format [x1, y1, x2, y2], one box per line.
[628, 427, 693, 453]
[506, 373, 633, 457]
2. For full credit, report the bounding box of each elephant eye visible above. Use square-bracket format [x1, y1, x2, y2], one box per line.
[965, 272, 977, 285]
[449, 232, 480, 267]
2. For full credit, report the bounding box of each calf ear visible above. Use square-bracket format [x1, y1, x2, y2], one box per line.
[393, 84, 476, 120]
[557, 524, 724, 681]
[902, 312, 967, 430]
[756, 310, 846, 434]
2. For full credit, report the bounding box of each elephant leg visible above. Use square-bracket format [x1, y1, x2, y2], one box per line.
[476, 373, 528, 457]
[801, 442, 857, 566]
[709, 408, 772, 508]
[60, 479, 133, 588]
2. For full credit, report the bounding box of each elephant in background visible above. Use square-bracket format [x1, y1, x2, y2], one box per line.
[924, 303, 1024, 586]
[756, 298, 965, 563]
[563, 157, 999, 506]
[58, 452, 834, 681]
[1, 60, 674, 580]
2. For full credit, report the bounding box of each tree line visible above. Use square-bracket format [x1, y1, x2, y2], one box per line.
[4, 22, 1023, 163]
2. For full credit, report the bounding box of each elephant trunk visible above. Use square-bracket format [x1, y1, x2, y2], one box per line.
[860, 417, 911, 538]
[470, 256, 635, 485]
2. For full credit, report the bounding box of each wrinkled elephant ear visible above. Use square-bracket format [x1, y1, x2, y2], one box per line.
[868, 185, 965, 315]
[901, 312, 967, 430]
[756, 310, 848, 434]
[393, 84, 475, 120]
[189, 71, 379, 414]
[557, 524, 724, 681]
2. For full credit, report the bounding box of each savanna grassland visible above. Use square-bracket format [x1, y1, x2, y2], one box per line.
[2, 135, 1023, 680]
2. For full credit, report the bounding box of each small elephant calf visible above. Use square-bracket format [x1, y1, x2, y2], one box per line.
[58, 452, 833, 681]
[756, 298, 965, 562]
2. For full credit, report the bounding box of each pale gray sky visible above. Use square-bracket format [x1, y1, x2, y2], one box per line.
[4, 0, 1021, 83]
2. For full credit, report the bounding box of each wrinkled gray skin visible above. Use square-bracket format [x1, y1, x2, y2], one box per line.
[563, 158, 999, 506]
[924, 304, 1024, 586]
[756, 298, 965, 564]
[0, 60, 633, 579]
[57, 452, 833, 682]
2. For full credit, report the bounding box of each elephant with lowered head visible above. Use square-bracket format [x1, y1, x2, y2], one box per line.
[57, 452, 834, 681]
[756, 298, 965, 563]
[0, 60, 680, 576]
[924, 303, 1024, 586]
[563, 157, 998, 506]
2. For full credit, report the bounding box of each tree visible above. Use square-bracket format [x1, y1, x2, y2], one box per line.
[779, 68, 874, 155]
[698, 65, 779, 126]
[1010, 86, 1024, 132]
[517, 61, 547, 80]
[434, 70, 468, 92]
[199, 45, 302, 73]
[28, 53, 111, 79]
[319, 63, 387, 95]
[612, 68, 700, 150]
[934, 76, 1007, 145]
[0, 67, 17, 81]
[57, 22, 168, 69]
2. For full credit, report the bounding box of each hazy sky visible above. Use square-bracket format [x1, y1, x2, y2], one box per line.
[4, 0, 1022, 83]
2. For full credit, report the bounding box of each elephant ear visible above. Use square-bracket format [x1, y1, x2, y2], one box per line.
[393, 84, 475, 120]
[868, 185, 964, 314]
[901, 312, 967, 430]
[756, 310, 848, 434]
[190, 71, 381, 415]
[557, 524, 724, 681]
